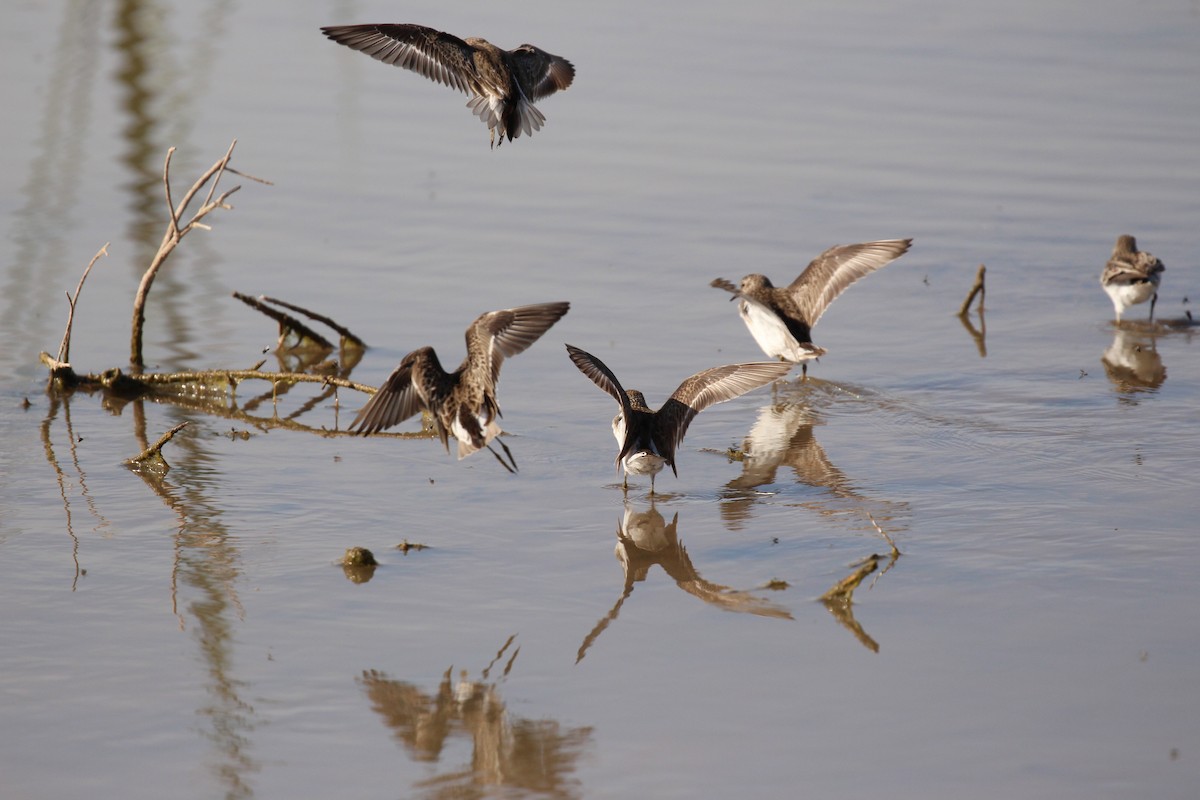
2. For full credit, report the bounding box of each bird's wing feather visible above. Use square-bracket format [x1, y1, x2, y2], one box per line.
[788, 239, 912, 325]
[469, 302, 570, 385]
[565, 344, 634, 420]
[321, 23, 476, 94]
[509, 45, 575, 100]
[655, 362, 792, 466]
[349, 349, 429, 435]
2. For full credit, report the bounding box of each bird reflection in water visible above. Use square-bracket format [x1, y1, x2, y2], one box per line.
[718, 394, 906, 531]
[576, 499, 792, 663]
[359, 636, 592, 798]
[1101, 327, 1167, 400]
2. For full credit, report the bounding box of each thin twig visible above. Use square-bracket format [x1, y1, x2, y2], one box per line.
[126, 421, 189, 466]
[57, 244, 109, 364]
[958, 264, 986, 316]
[132, 140, 259, 370]
[232, 292, 333, 350]
[259, 295, 366, 346]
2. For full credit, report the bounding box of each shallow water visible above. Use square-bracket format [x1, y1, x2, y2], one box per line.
[2, 1, 1199, 798]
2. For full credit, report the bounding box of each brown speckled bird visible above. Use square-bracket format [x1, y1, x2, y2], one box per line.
[321, 23, 575, 147]
[566, 344, 791, 493]
[350, 302, 570, 472]
[711, 239, 912, 376]
[1100, 234, 1165, 323]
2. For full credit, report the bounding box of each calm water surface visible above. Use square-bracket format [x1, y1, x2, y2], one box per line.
[2, 1, 1198, 798]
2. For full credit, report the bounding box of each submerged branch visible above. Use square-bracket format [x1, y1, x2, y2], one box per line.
[958, 264, 986, 316]
[258, 295, 366, 347]
[233, 292, 333, 351]
[126, 421, 189, 475]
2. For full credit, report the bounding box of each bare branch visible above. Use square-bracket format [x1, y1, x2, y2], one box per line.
[126, 421, 189, 474]
[958, 264, 986, 316]
[163, 147, 180, 241]
[233, 292, 334, 351]
[57, 244, 109, 364]
[131, 140, 264, 370]
[258, 295, 366, 347]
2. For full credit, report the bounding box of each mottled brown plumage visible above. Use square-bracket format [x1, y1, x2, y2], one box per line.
[1100, 234, 1165, 322]
[321, 23, 575, 147]
[566, 344, 791, 492]
[351, 302, 570, 471]
[711, 239, 912, 373]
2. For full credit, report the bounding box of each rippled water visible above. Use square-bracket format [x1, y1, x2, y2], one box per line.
[2, 1, 1198, 798]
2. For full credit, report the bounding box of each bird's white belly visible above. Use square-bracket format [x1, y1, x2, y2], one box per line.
[623, 451, 667, 476]
[1103, 279, 1158, 312]
[612, 413, 665, 475]
[740, 300, 810, 362]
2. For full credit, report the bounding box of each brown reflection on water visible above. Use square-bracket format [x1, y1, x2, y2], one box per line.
[576, 498, 792, 663]
[40, 396, 260, 798]
[126, 399, 259, 799]
[719, 397, 908, 532]
[2, 1, 103, 350]
[958, 308, 987, 357]
[112, 0, 235, 368]
[39, 396, 111, 590]
[360, 637, 592, 799]
[1102, 327, 1166, 401]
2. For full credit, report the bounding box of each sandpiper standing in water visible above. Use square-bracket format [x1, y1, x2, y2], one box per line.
[565, 344, 791, 493]
[321, 23, 575, 148]
[1100, 234, 1165, 323]
[350, 302, 570, 471]
[711, 239, 912, 376]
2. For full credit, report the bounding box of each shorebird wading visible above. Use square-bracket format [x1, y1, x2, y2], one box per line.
[350, 302, 570, 472]
[321, 23, 575, 147]
[711, 239, 912, 376]
[565, 344, 791, 493]
[1100, 234, 1165, 323]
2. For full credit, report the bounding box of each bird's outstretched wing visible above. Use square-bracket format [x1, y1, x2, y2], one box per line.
[788, 239, 912, 326]
[321, 23, 476, 94]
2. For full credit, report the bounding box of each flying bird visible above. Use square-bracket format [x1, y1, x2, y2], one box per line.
[321, 23, 575, 147]
[565, 344, 791, 493]
[350, 302, 570, 471]
[711, 239, 912, 376]
[1100, 234, 1165, 323]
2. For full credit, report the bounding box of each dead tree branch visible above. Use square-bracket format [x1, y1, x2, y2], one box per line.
[958, 264, 986, 316]
[126, 421, 189, 474]
[131, 140, 271, 371]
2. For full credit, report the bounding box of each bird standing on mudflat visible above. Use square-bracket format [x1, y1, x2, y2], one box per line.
[711, 239, 912, 376]
[350, 302, 570, 472]
[1100, 234, 1165, 323]
[565, 344, 791, 493]
[321, 23, 575, 147]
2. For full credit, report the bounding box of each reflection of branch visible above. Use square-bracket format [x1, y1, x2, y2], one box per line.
[957, 307, 987, 358]
[819, 516, 902, 653]
[957, 264, 987, 357]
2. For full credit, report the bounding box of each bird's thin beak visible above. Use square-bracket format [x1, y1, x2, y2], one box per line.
[728, 294, 738, 302]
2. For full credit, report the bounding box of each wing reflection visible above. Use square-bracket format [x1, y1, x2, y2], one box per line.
[576, 499, 792, 663]
[719, 400, 904, 530]
[1101, 328, 1166, 397]
[359, 637, 592, 799]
